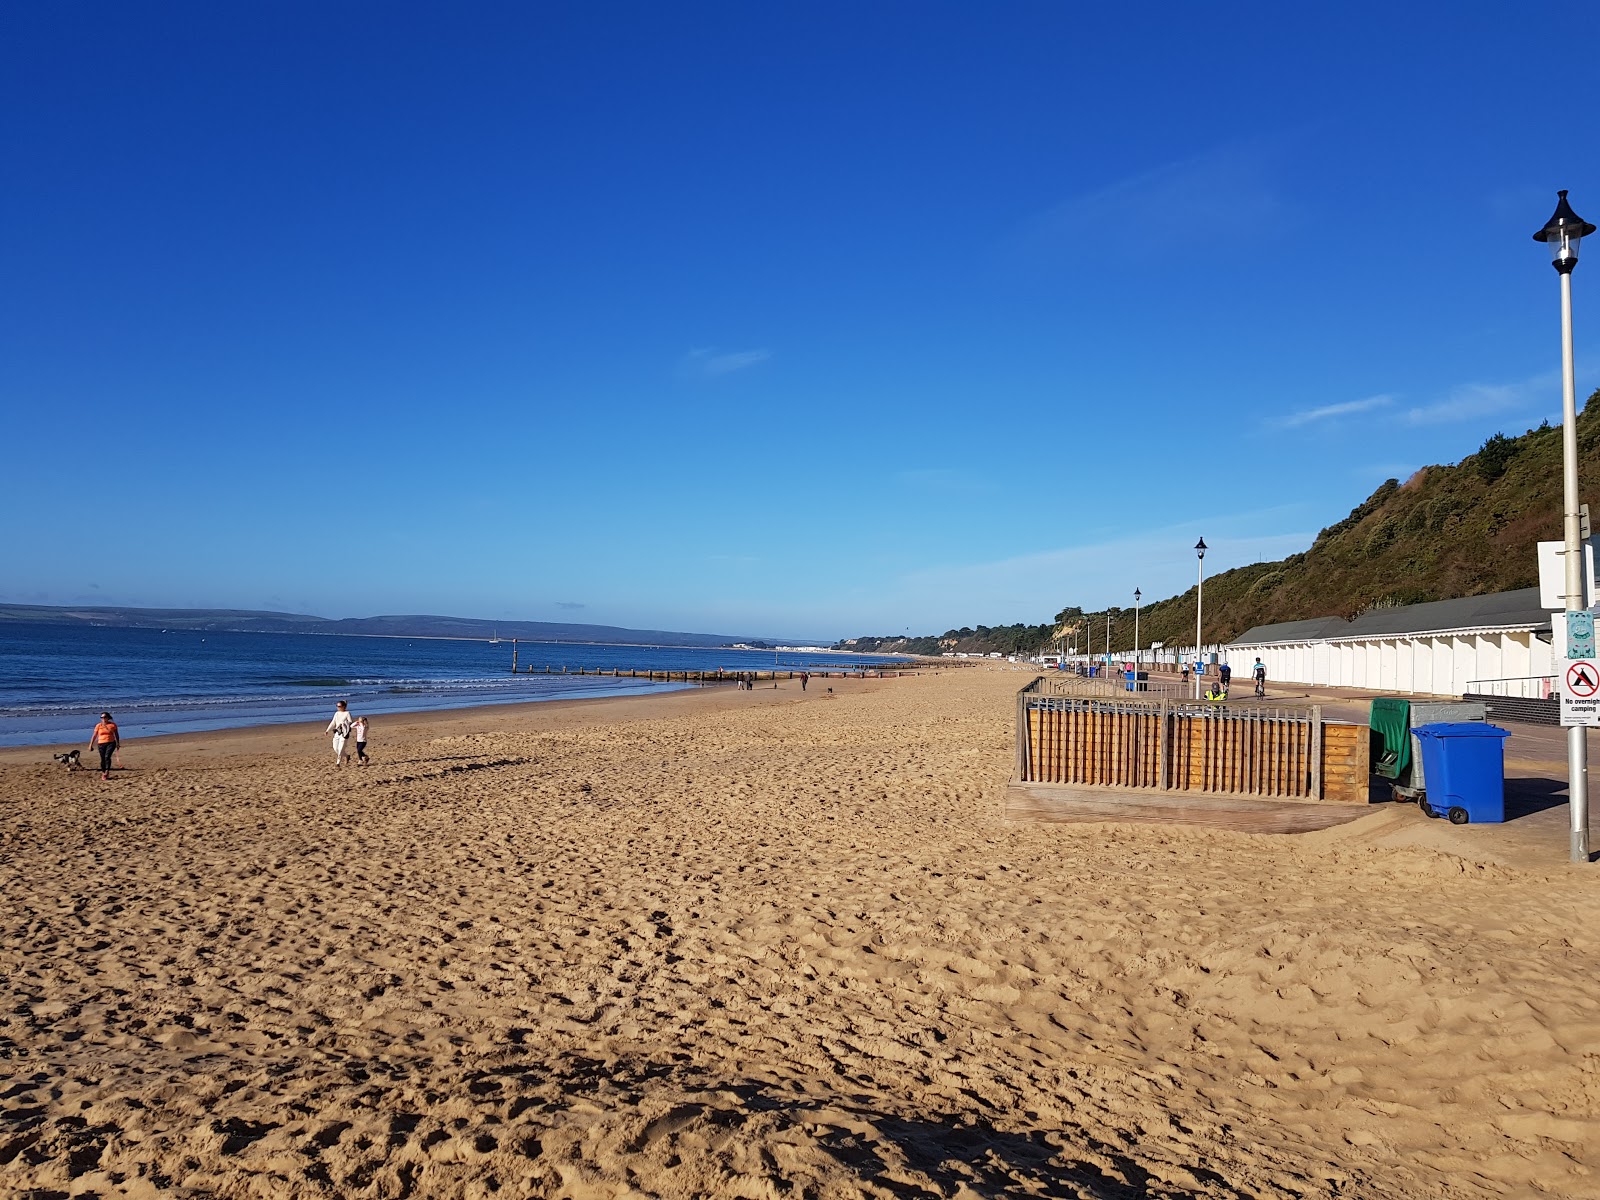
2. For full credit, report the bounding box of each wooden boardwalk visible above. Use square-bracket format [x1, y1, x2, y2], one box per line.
[1005, 782, 1376, 834]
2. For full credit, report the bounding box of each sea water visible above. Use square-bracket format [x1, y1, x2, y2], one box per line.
[0, 624, 905, 747]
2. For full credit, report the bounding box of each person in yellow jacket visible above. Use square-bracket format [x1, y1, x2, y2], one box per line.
[88, 712, 120, 781]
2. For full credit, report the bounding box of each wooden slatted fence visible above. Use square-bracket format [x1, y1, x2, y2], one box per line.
[1016, 679, 1369, 804]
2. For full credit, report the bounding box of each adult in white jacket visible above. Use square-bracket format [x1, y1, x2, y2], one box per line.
[326, 700, 354, 765]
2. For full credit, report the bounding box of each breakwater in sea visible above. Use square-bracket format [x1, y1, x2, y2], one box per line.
[0, 624, 908, 747]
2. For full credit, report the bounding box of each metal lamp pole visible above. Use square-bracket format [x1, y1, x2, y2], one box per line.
[1133, 587, 1142, 689]
[1194, 539, 1207, 699]
[1537, 190, 1596, 862]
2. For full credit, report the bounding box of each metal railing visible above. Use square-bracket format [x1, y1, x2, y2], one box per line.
[1034, 671, 1188, 700]
[1464, 675, 1556, 699]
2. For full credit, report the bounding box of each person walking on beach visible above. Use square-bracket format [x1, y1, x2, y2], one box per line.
[351, 715, 369, 765]
[88, 712, 119, 781]
[326, 701, 354, 765]
[800, 671, 809, 691]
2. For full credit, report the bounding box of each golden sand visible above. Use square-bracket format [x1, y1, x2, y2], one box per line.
[2, 669, 1597, 1198]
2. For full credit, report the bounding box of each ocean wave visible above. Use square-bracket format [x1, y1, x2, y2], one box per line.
[0, 676, 643, 719]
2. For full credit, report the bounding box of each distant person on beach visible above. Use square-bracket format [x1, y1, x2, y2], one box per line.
[800, 672, 809, 691]
[326, 701, 354, 765]
[1219, 662, 1232, 690]
[351, 715, 369, 765]
[88, 712, 119, 781]
[1181, 663, 1190, 686]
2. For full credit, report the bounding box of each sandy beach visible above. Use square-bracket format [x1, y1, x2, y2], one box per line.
[2, 667, 1597, 1198]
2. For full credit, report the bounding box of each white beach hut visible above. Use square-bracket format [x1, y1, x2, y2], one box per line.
[1227, 587, 1554, 700]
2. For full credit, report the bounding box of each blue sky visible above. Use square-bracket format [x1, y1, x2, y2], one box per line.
[4, 3, 1598, 640]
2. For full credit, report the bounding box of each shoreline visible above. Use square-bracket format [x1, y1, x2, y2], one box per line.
[0, 670, 867, 765]
[0, 621, 917, 751]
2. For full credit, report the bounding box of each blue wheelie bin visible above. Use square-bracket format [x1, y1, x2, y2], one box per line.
[1410, 722, 1512, 825]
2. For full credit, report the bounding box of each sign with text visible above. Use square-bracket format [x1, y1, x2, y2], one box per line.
[1559, 656, 1600, 727]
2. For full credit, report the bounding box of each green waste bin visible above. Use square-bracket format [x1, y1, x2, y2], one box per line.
[1370, 698, 1411, 781]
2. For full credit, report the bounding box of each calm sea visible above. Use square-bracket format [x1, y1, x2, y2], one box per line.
[0, 624, 905, 748]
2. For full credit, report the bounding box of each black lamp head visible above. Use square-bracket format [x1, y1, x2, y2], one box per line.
[1195, 537, 1208, 560]
[1535, 190, 1596, 273]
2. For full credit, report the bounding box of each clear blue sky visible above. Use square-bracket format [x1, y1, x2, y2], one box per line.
[4, 3, 1597, 640]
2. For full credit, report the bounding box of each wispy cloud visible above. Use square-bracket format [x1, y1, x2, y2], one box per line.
[1400, 372, 1557, 426]
[678, 347, 771, 379]
[555, 601, 585, 610]
[1015, 141, 1284, 263]
[1274, 394, 1393, 430]
[878, 509, 1315, 627]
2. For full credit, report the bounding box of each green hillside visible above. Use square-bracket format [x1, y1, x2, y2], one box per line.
[850, 388, 1600, 657]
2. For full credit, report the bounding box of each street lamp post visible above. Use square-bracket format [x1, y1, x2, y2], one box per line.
[1537, 190, 1596, 863]
[1194, 539, 1207, 699]
[1133, 587, 1142, 690]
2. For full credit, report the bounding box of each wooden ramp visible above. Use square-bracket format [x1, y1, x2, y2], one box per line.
[1006, 782, 1374, 834]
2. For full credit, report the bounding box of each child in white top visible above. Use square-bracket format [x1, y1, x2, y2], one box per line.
[351, 716, 369, 765]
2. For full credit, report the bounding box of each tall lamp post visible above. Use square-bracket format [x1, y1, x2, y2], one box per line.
[1537, 190, 1596, 863]
[1133, 587, 1142, 688]
[1194, 539, 1208, 698]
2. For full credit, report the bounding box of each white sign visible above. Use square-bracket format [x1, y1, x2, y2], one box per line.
[1559, 656, 1600, 727]
[1538, 539, 1596, 609]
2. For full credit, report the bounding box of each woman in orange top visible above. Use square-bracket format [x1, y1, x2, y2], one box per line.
[89, 712, 119, 780]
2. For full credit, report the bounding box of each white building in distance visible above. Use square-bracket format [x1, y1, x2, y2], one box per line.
[1228, 587, 1553, 699]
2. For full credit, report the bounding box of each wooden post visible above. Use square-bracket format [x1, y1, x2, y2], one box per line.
[511, 639, 518, 674]
[1157, 700, 1170, 791]
[1016, 683, 1033, 781]
[1310, 705, 1324, 800]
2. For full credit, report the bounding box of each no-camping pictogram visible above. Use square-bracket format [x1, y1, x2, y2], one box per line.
[1567, 661, 1600, 698]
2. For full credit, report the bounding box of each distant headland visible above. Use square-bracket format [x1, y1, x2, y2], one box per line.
[0, 603, 820, 650]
